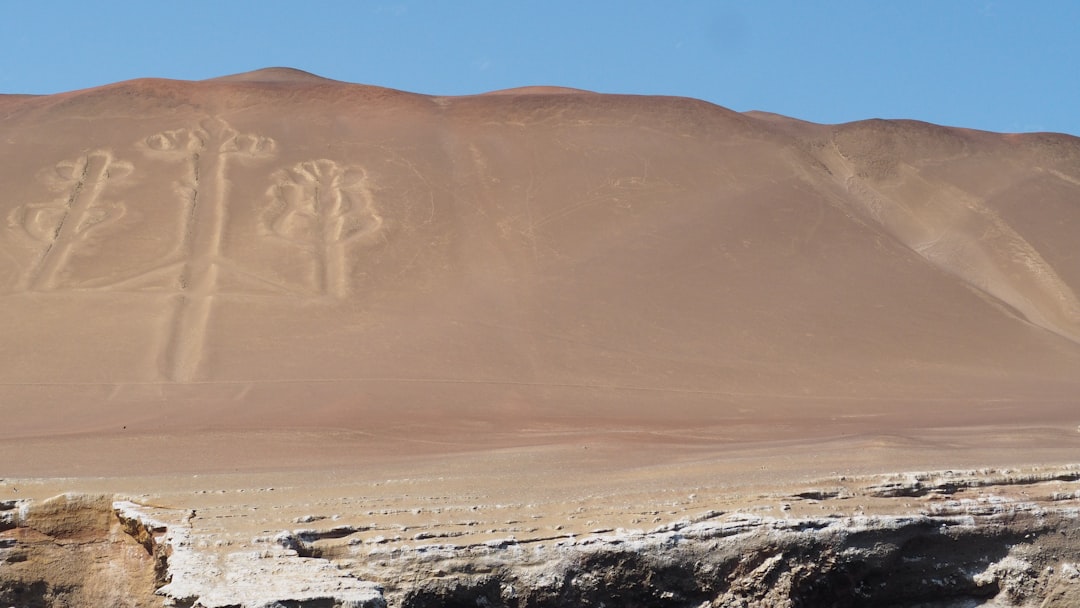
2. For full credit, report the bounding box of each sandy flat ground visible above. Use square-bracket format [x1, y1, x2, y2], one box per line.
[5, 415, 1080, 549]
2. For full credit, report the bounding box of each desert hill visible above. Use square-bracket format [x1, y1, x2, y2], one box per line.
[1, 68, 1079, 474]
[4, 68, 1080, 608]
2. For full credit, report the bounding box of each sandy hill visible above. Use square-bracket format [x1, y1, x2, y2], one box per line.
[1, 68, 1079, 477]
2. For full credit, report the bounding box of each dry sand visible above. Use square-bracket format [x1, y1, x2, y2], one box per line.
[2, 67, 1080, 604]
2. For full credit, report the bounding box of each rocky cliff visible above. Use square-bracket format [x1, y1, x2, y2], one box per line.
[4, 467, 1080, 607]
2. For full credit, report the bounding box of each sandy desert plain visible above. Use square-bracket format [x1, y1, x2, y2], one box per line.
[2, 68, 1080, 607]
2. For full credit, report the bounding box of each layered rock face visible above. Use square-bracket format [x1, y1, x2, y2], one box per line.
[3, 468, 1080, 607]
[0, 494, 163, 607]
[2, 69, 1080, 606]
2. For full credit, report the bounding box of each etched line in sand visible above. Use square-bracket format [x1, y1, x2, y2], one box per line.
[158, 118, 277, 382]
[7, 150, 132, 290]
[4, 120, 391, 384]
[0, 376, 1026, 404]
[1043, 167, 1080, 188]
[38, 127, 216, 293]
[141, 125, 207, 270]
[266, 159, 383, 298]
[819, 141, 1080, 345]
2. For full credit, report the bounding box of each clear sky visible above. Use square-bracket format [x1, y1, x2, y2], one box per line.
[2, 1, 1077, 135]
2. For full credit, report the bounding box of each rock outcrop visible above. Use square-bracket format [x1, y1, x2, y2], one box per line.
[4, 467, 1079, 607]
[0, 494, 162, 607]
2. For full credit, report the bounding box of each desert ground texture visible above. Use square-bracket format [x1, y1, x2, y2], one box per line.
[2, 68, 1080, 607]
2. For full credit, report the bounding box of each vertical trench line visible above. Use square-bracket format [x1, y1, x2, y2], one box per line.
[167, 141, 230, 382]
[155, 149, 202, 381]
[165, 290, 216, 383]
[322, 180, 349, 299]
[326, 241, 345, 299]
[179, 151, 203, 277]
[30, 155, 110, 290]
[314, 182, 329, 296]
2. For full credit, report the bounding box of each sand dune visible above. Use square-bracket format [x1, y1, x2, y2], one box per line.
[3, 67, 1080, 607]
[2, 69, 1079, 469]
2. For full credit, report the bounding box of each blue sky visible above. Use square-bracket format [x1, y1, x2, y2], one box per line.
[2, 1, 1077, 135]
